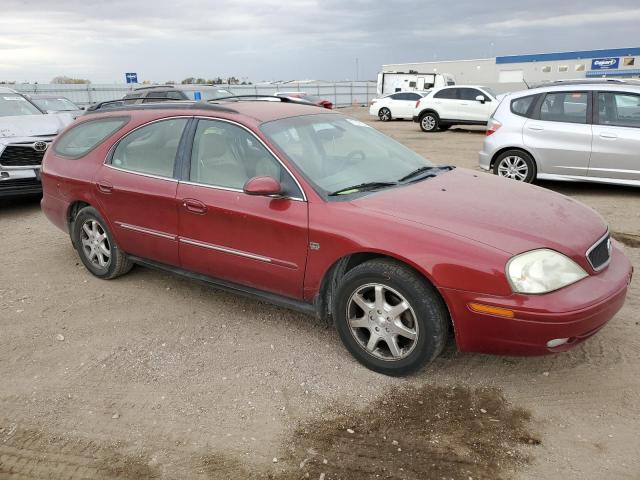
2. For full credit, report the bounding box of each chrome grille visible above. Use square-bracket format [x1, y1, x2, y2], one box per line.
[587, 233, 611, 271]
[0, 145, 46, 167]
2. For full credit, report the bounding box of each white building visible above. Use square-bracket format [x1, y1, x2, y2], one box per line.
[383, 47, 640, 92]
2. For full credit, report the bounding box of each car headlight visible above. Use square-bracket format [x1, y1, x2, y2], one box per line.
[506, 249, 588, 294]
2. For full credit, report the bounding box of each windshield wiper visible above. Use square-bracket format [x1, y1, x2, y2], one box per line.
[398, 165, 454, 183]
[328, 181, 398, 196]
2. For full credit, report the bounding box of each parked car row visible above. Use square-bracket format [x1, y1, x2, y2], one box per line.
[370, 81, 640, 188]
[38, 95, 632, 376]
[369, 86, 498, 130]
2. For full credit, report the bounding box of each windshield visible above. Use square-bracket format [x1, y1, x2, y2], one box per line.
[482, 87, 498, 98]
[0, 94, 43, 116]
[261, 114, 435, 195]
[32, 97, 79, 111]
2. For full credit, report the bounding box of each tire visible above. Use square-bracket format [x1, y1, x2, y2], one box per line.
[378, 107, 391, 122]
[72, 206, 133, 279]
[419, 112, 439, 132]
[333, 259, 449, 376]
[492, 149, 536, 183]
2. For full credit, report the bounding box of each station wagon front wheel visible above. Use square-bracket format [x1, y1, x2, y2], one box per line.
[334, 259, 449, 376]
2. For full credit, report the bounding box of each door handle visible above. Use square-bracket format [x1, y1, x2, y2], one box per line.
[96, 181, 113, 194]
[528, 125, 544, 131]
[600, 132, 618, 139]
[182, 198, 207, 214]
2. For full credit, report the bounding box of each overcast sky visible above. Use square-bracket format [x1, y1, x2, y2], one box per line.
[1, 0, 639, 84]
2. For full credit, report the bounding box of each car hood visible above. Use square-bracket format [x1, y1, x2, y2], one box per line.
[0, 113, 74, 139]
[351, 168, 607, 259]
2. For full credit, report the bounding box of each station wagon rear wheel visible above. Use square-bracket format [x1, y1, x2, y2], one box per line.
[334, 259, 449, 376]
[72, 206, 133, 279]
[493, 150, 536, 183]
[378, 107, 391, 121]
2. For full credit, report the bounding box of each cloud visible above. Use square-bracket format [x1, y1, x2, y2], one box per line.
[0, 0, 637, 82]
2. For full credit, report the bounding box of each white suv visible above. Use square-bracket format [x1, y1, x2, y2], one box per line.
[412, 86, 498, 132]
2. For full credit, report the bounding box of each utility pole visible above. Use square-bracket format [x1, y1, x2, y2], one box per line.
[355, 57, 359, 81]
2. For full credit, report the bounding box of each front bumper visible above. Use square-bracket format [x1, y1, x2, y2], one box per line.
[0, 168, 41, 197]
[440, 243, 633, 355]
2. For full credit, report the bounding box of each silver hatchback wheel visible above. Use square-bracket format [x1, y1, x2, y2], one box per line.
[80, 219, 111, 268]
[346, 283, 419, 361]
[497, 155, 529, 181]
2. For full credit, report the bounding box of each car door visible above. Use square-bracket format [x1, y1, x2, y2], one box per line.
[177, 118, 309, 299]
[589, 91, 640, 181]
[458, 88, 493, 123]
[94, 117, 189, 266]
[397, 92, 423, 118]
[431, 88, 460, 121]
[384, 93, 403, 117]
[523, 91, 592, 177]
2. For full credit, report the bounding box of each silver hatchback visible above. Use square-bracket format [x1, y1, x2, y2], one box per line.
[479, 83, 640, 187]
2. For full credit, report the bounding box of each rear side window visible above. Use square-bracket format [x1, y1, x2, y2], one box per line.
[540, 92, 588, 124]
[110, 118, 188, 178]
[434, 88, 458, 99]
[597, 92, 640, 128]
[511, 95, 537, 117]
[54, 117, 129, 158]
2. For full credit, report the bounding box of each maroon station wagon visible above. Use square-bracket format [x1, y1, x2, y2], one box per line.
[41, 98, 633, 376]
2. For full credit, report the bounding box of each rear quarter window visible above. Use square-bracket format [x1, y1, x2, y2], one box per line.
[53, 117, 129, 159]
[510, 95, 537, 118]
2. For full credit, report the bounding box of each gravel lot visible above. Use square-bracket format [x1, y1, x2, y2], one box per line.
[1, 106, 638, 479]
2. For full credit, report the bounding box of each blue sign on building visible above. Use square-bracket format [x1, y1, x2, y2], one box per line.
[125, 72, 138, 84]
[591, 58, 619, 70]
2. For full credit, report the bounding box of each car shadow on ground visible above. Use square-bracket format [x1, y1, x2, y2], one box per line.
[538, 180, 639, 199]
[0, 194, 41, 212]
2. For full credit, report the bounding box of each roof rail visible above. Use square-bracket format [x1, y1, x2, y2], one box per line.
[529, 78, 640, 88]
[84, 100, 238, 115]
[133, 85, 176, 91]
[209, 95, 316, 106]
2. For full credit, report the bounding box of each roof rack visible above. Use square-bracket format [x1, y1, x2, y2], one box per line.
[529, 78, 640, 88]
[133, 85, 177, 91]
[209, 95, 316, 106]
[84, 100, 238, 114]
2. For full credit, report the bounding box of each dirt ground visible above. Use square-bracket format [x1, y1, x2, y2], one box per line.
[1, 106, 638, 479]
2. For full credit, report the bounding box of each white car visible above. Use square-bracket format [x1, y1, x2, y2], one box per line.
[412, 85, 498, 132]
[0, 87, 73, 197]
[369, 91, 428, 121]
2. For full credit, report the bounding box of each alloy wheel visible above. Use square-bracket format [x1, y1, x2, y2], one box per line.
[80, 219, 111, 268]
[497, 155, 529, 181]
[421, 115, 436, 131]
[346, 283, 419, 361]
[379, 108, 391, 121]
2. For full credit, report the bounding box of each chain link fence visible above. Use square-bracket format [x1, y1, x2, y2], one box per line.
[12, 82, 378, 108]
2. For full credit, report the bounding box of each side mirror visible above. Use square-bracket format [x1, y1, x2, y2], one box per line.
[243, 176, 282, 196]
[475, 95, 486, 104]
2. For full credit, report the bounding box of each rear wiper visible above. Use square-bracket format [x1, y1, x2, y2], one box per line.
[328, 181, 398, 196]
[399, 165, 454, 183]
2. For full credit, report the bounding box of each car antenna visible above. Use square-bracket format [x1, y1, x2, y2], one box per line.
[522, 77, 530, 89]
